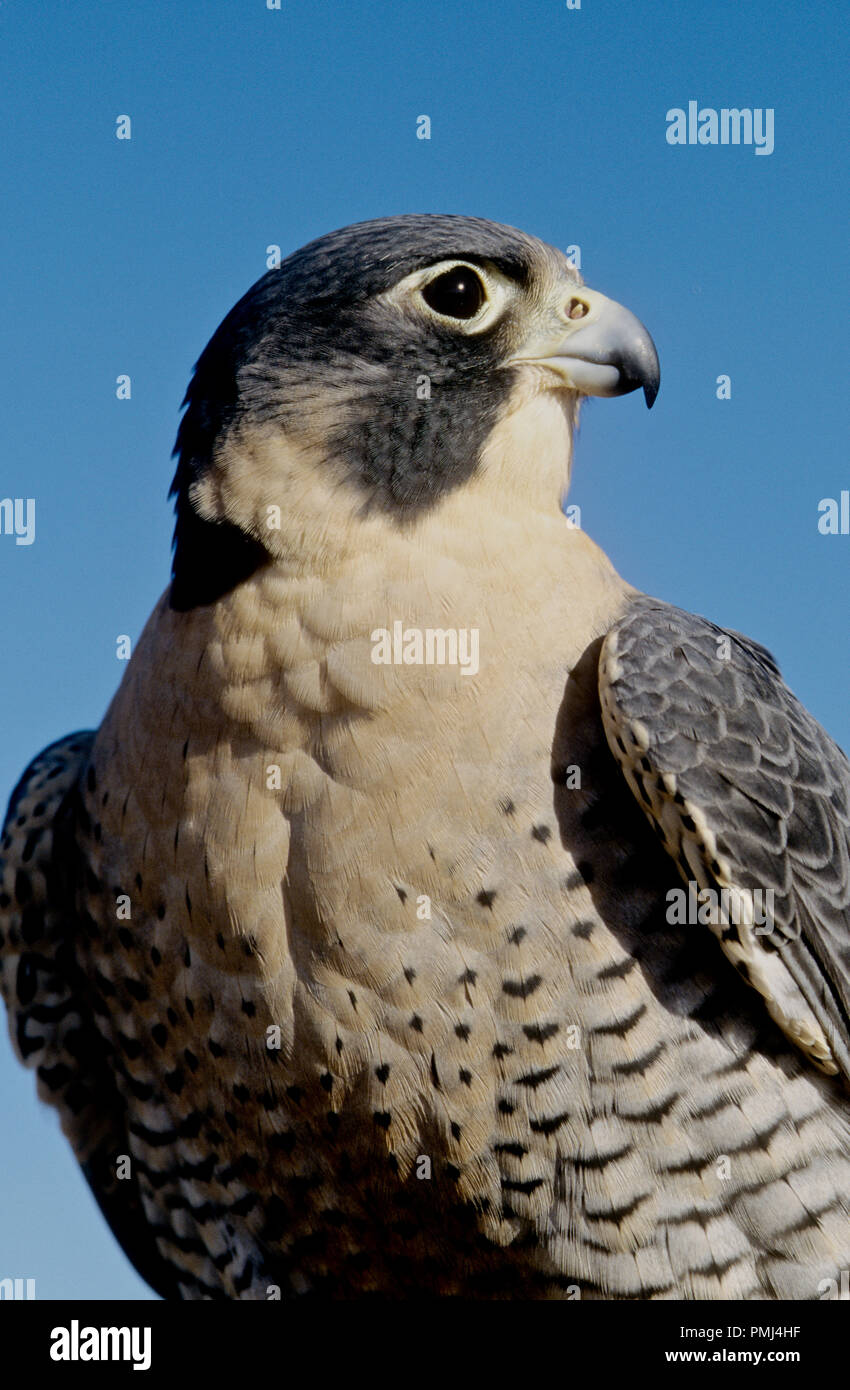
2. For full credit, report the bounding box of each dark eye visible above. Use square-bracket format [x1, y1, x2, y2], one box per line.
[421, 266, 486, 320]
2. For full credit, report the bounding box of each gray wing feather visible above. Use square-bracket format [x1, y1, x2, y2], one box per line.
[0, 733, 179, 1298]
[600, 595, 850, 1080]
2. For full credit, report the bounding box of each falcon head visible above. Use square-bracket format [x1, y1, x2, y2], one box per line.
[170, 214, 659, 609]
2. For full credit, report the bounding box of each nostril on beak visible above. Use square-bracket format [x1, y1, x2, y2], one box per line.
[567, 297, 590, 321]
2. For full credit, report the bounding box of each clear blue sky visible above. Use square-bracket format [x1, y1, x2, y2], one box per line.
[1, 0, 847, 1300]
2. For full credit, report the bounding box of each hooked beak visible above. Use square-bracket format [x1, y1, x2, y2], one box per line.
[512, 287, 660, 408]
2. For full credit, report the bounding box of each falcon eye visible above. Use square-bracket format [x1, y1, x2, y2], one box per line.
[421, 266, 486, 320]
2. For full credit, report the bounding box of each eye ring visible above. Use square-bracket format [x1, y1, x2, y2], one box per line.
[421, 265, 486, 320]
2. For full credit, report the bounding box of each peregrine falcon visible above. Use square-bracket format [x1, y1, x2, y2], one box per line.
[3, 215, 850, 1300]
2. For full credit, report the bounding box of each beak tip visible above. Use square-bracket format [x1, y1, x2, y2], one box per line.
[644, 379, 659, 409]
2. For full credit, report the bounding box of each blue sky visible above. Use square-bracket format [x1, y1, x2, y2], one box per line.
[0, 0, 848, 1299]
